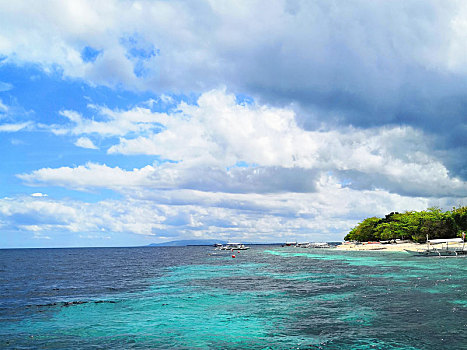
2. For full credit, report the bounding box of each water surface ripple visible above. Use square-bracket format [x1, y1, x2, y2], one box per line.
[0, 246, 466, 349]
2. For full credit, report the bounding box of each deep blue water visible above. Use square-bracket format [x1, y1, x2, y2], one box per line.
[0, 246, 466, 349]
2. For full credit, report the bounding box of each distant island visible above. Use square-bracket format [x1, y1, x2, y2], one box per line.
[148, 239, 227, 247]
[148, 240, 284, 247]
[344, 206, 467, 242]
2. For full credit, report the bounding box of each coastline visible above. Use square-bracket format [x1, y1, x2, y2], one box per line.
[334, 241, 465, 252]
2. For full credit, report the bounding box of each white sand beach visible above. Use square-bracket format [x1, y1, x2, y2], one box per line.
[335, 241, 465, 252]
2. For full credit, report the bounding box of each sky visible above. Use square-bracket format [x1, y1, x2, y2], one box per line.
[0, 0, 466, 248]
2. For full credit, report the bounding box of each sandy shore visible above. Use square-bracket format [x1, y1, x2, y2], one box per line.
[335, 241, 465, 252]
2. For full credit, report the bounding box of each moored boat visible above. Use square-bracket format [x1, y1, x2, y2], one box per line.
[405, 237, 466, 257]
[309, 242, 332, 248]
[219, 243, 250, 250]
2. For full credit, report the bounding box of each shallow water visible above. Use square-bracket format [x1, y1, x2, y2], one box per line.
[0, 246, 466, 349]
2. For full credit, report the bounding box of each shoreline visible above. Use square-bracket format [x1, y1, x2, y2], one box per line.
[334, 241, 465, 252]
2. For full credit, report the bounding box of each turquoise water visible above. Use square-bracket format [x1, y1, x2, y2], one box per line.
[1, 246, 466, 349]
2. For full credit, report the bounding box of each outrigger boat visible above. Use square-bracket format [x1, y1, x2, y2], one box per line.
[405, 235, 466, 257]
[283, 241, 332, 248]
[216, 243, 250, 251]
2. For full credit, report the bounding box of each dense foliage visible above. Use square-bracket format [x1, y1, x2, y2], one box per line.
[344, 206, 467, 243]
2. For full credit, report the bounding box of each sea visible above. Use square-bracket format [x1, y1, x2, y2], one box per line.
[0, 245, 466, 349]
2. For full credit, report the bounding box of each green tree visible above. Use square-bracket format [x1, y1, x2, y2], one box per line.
[345, 217, 380, 241]
[412, 208, 457, 242]
[346, 207, 461, 242]
[451, 206, 467, 233]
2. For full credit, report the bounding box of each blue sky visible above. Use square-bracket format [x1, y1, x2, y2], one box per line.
[0, 0, 466, 248]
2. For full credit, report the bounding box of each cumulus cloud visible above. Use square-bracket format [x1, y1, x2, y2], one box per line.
[28, 89, 467, 197]
[74, 136, 98, 149]
[53, 106, 163, 136]
[17, 161, 317, 194]
[0, 195, 165, 236]
[18, 162, 156, 191]
[0, 174, 444, 242]
[1, 1, 467, 142]
[3, 1, 467, 243]
[11, 89, 467, 242]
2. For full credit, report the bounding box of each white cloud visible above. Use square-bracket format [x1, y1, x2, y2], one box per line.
[0, 195, 165, 236]
[0, 98, 8, 113]
[2, 0, 466, 172]
[107, 89, 302, 168]
[18, 162, 156, 190]
[159, 94, 174, 104]
[0, 1, 464, 99]
[1, 1, 467, 244]
[0, 1, 465, 100]
[53, 106, 164, 137]
[36, 89, 467, 197]
[31, 192, 48, 197]
[0, 122, 32, 132]
[2, 174, 461, 242]
[74, 136, 98, 149]
[9, 89, 467, 242]
[1, 1, 466, 174]
[32, 233, 51, 239]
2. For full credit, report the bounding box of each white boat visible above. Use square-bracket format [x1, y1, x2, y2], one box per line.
[219, 243, 250, 250]
[283, 241, 297, 247]
[405, 237, 466, 257]
[309, 242, 332, 248]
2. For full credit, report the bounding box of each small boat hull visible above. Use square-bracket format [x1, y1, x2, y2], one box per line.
[405, 249, 467, 257]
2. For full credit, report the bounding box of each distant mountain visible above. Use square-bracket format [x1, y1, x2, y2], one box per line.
[148, 239, 227, 247]
[148, 240, 286, 247]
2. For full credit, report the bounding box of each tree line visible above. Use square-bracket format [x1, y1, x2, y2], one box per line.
[344, 206, 467, 242]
